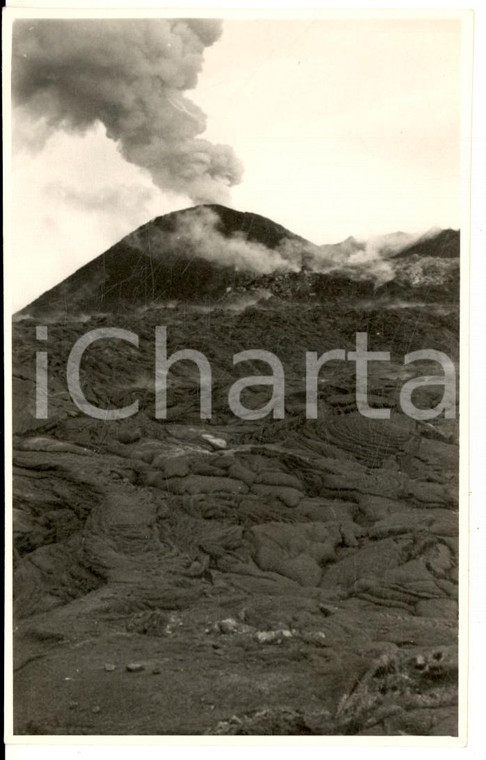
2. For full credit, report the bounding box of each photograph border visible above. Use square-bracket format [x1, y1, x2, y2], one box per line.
[3, 1, 476, 750]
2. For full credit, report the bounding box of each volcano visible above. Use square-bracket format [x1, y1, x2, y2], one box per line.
[12, 205, 460, 737]
[19, 205, 460, 318]
[20, 205, 308, 315]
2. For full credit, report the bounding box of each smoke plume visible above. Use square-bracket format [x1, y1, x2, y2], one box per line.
[12, 19, 243, 203]
[128, 206, 303, 274]
[308, 229, 457, 287]
[126, 206, 457, 291]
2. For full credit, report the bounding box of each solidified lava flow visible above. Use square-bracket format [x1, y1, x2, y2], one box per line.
[12, 206, 460, 736]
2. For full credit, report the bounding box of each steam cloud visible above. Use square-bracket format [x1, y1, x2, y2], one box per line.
[160, 207, 302, 275]
[127, 206, 458, 290]
[309, 229, 458, 287]
[12, 19, 243, 203]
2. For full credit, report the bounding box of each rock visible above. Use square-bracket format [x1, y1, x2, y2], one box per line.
[126, 610, 169, 637]
[190, 461, 227, 476]
[319, 604, 337, 617]
[152, 455, 190, 477]
[255, 629, 292, 644]
[104, 663, 116, 672]
[251, 484, 302, 508]
[300, 631, 327, 646]
[169, 475, 249, 496]
[228, 463, 256, 486]
[126, 663, 145, 673]
[118, 427, 142, 444]
[416, 599, 458, 618]
[320, 537, 403, 591]
[217, 618, 240, 634]
[358, 496, 405, 521]
[297, 497, 356, 522]
[255, 471, 303, 490]
[145, 470, 169, 488]
[250, 522, 340, 586]
[406, 480, 455, 506]
[216, 618, 254, 635]
[285, 555, 323, 587]
[138, 450, 155, 463]
[16, 437, 91, 455]
[201, 433, 227, 450]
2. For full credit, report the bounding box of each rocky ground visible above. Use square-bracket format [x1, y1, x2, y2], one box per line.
[12, 298, 459, 736]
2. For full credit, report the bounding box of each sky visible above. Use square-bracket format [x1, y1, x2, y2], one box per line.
[9, 15, 463, 311]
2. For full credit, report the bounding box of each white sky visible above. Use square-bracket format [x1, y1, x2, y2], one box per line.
[10, 16, 463, 311]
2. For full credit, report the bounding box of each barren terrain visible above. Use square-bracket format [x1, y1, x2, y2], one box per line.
[12, 206, 460, 736]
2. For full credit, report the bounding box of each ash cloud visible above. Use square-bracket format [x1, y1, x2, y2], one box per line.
[12, 19, 243, 203]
